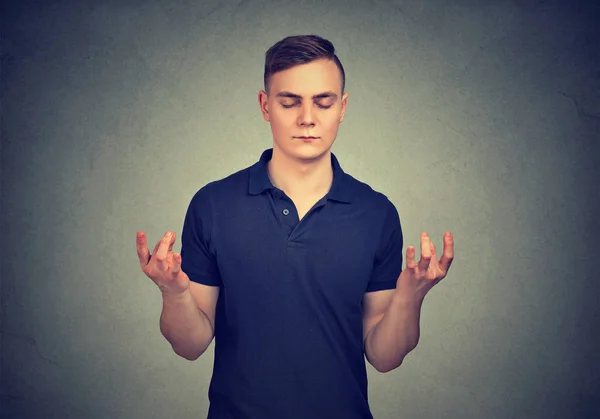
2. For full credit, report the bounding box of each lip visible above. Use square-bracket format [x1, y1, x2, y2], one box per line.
[295, 136, 319, 139]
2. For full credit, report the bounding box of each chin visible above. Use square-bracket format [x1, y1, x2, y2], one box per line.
[286, 141, 332, 160]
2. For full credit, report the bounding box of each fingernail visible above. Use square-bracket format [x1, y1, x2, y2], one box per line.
[166, 232, 171, 238]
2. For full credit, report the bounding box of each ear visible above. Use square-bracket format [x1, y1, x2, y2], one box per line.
[258, 90, 270, 122]
[339, 92, 348, 123]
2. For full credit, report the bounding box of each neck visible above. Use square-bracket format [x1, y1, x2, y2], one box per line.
[266, 145, 334, 198]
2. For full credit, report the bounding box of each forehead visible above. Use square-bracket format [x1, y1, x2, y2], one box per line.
[270, 58, 342, 96]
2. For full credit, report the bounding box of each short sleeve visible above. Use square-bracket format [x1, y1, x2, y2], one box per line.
[366, 198, 404, 292]
[180, 186, 222, 287]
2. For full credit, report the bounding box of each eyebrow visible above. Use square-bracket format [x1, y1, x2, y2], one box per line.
[275, 91, 338, 100]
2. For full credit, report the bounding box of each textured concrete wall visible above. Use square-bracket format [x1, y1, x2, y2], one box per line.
[2, 0, 598, 418]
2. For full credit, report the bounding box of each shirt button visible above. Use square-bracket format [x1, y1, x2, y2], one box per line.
[282, 208, 290, 216]
[275, 191, 282, 199]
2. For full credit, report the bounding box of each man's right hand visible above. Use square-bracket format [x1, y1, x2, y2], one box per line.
[136, 231, 190, 296]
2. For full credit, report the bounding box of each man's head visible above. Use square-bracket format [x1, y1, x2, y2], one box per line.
[263, 35, 346, 95]
[258, 35, 348, 162]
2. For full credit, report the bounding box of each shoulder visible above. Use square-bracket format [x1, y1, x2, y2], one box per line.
[190, 164, 254, 203]
[343, 172, 398, 215]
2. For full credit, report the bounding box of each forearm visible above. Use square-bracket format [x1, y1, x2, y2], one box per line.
[159, 289, 214, 360]
[365, 296, 422, 373]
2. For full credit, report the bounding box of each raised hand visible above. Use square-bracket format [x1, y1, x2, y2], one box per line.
[136, 231, 190, 296]
[395, 232, 454, 303]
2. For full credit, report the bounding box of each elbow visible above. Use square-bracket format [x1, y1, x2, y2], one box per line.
[173, 345, 203, 361]
[373, 359, 402, 374]
[367, 352, 402, 373]
[371, 343, 419, 373]
[160, 329, 210, 361]
[164, 334, 206, 361]
[178, 352, 201, 361]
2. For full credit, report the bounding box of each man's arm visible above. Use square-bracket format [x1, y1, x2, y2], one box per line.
[363, 231, 454, 373]
[160, 281, 220, 361]
[362, 289, 421, 373]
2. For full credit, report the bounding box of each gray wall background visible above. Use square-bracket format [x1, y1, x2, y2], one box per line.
[2, 0, 599, 418]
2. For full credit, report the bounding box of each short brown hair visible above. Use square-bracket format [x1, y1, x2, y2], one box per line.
[263, 34, 346, 95]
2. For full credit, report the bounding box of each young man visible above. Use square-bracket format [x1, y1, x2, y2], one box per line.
[136, 35, 454, 419]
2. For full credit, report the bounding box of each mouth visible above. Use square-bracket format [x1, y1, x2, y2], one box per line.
[295, 136, 319, 140]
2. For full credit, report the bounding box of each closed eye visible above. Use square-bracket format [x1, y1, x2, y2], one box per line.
[281, 103, 332, 109]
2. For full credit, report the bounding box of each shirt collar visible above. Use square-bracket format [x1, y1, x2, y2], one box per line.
[248, 148, 353, 203]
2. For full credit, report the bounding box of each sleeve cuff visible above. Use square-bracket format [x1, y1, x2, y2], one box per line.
[187, 273, 221, 287]
[365, 280, 397, 293]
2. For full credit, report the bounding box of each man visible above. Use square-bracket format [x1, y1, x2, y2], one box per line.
[136, 34, 454, 419]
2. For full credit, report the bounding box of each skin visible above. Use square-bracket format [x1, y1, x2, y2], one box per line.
[137, 231, 189, 296]
[257, 58, 348, 199]
[398, 232, 454, 303]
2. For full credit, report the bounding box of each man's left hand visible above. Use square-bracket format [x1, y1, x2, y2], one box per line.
[395, 232, 454, 304]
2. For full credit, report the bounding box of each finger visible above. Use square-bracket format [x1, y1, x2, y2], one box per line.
[154, 231, 174, 271]
[136, 232, 151, 268]
[418, 232, 431, 272]
[429, 240, 438, 268]
[171, 252, 182, 275]
[438, 232, 454, 273]
[152, 235, 162, 257]
[167, 232, 176, 253]
[426, 241, 446, 281]
[406, 246, 417, 270]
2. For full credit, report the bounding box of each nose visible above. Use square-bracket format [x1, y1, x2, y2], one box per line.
[297, 103, 315, 127]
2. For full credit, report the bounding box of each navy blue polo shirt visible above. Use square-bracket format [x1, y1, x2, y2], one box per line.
[180, 148, 404, 419]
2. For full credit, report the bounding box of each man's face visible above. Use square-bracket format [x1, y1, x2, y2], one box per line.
[258, 58, 348, 162]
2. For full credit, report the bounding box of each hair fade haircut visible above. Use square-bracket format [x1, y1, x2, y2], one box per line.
[263, 34, 346, 95]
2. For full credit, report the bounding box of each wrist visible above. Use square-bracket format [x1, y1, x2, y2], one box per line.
[161, 286, 190, 302]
